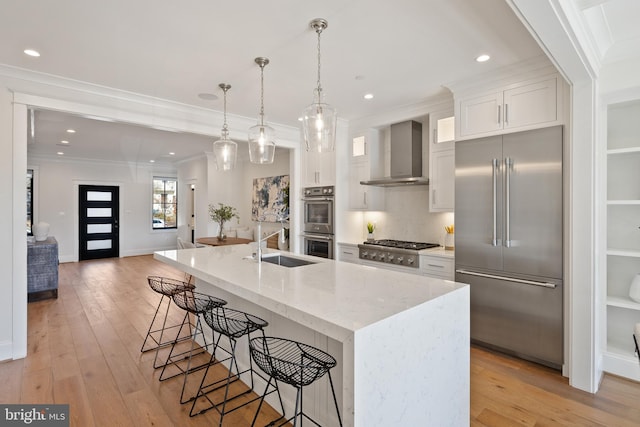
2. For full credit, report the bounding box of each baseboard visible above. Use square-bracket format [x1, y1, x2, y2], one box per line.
[59, 247, 176, 263]
[0, 340, 17, 362]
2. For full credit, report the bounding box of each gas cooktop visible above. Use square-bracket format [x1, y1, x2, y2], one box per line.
[362, 239, 440, 251]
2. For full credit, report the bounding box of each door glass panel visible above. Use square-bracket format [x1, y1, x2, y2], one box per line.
[87, 224, 112, 234]
[87, 239, 112, 250]
[87, 208, 112, 217]
[87, 191, 112, 201]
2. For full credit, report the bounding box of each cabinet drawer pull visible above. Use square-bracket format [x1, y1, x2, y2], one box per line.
[427, 263, 444, 268]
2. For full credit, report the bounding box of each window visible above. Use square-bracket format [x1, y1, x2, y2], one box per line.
[152, 177, 177, 229]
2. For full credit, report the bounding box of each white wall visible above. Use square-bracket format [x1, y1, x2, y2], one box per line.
[27, 156, 178, 261]
[1, 88, 28, 360]
[178, 148, 291, 242]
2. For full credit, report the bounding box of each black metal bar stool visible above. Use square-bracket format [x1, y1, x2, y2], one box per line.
[189, 307, 284, 426]
[249, 337, 342, 427]
[158, 289, 227, 404]
[140, 276, 195, 368]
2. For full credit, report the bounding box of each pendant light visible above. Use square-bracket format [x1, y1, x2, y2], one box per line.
[213, 83, 237, 171]
[248, 57, 276, 164]
[302, 18, 337, 153]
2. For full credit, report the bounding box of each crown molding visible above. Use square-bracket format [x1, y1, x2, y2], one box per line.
[0, 64, 301, 144]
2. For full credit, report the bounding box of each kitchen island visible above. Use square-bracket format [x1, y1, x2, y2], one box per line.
[154, 244, 469, 427]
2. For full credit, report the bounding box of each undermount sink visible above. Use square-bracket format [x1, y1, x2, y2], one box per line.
[261, 254, 316, 268]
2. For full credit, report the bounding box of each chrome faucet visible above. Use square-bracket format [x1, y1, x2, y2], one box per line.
[254, 216, 288, 263]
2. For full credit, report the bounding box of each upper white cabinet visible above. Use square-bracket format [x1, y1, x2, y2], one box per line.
[349, 129, 384, 210]
[603, 99, 640, 382]
[429, 111, 455, 212]
[303, 150, 335, 186]
[456, 75, 560, 140]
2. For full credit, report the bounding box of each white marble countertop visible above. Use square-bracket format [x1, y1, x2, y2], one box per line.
[420, 246, 455, 258]
[154, 244, 465, 343]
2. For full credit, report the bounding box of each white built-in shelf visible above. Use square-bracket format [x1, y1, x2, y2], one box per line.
[607, 249, 640, 258]
[605, 343, 638, 361]
[607, 200, 640, 205]
[607, 296, 640, 311]
[607, 147, 640, 155]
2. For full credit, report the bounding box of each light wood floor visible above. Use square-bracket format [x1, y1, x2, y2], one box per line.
[2, 255, 640, 426]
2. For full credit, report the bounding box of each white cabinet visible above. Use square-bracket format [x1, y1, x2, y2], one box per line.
[349, 129, 384, 211]
[429, 111, 455, 212]
[457, 75, 559, 139]
[420, 253, 454, 280]
[304, 150, 335, 186]
[337, 243, 359, 264]
[604, 99, 640, 381]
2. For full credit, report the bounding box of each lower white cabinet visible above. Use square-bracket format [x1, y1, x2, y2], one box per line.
[420, 253, 454, 280]
[337, 243, 360, 264]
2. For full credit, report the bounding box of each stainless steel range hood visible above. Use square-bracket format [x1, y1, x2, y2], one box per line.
[360, 120, 429, 187]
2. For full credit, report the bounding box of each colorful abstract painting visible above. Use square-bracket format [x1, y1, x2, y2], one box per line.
[251, 175, 290, 222]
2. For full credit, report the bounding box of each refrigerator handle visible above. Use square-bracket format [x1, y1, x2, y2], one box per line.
[505, 157, 513, 247]
[455, 269, 557, 289]
[492, 158, 499, 246]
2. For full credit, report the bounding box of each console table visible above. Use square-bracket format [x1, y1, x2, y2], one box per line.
[27, 236, 59, 302]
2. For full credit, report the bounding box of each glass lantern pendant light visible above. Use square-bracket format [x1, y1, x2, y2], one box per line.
[248, 57, 276, 164]
[302, 18, 337, 153]
[213, 83, 237, 171]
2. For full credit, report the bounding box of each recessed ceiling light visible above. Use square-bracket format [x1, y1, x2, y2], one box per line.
[169, 152, 175, 156]
[198, 93, 219, 101]
[476, 54, 490, 63]
[364, 93, 374, 100]
[24, 49, 40, 57]
[60, 140, 69, 144]
[57, 152, 64, 155]
[297, 117, 303, 122]
[66, 129, 76, 133]
[149, 160, 155, 163]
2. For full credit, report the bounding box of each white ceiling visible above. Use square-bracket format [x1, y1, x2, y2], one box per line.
[1, 0, 638, 164]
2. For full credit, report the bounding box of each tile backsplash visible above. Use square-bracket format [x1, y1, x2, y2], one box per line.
[361, 186, 454, 245]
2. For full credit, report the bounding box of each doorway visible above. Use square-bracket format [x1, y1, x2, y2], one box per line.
[79, 185, 120, 260]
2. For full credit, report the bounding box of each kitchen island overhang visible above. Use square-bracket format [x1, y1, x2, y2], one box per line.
[154, 244, 469, 427]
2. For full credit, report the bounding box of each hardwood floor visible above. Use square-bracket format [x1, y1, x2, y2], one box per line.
[2, 255, 640, 426]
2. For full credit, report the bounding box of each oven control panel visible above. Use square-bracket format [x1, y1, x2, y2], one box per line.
[303, 186, 334, 197]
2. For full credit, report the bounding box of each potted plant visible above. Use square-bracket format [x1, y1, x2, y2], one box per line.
[208, 203, 239, 241]
[367, 222, 376, 241]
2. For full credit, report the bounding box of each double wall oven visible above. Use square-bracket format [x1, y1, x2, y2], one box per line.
[302, 186, 334, 259]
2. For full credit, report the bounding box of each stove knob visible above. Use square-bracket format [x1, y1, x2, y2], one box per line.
[370, 251, 377, 260]
[361, 250, 368, 259]
[407, 257, 415, 265]
[388, 254, 395, 262]
[397, 256, 404, 265]
[379, 253, 386, 261]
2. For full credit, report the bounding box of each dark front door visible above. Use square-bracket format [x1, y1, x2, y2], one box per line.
[79, 185, 119, 260]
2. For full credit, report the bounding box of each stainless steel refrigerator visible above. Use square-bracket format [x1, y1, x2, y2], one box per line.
[455, 125, 563, 369]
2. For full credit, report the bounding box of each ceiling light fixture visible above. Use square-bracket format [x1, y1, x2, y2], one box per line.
[476, 54, 490, 63]
[364, 93, 374, 100]
[248, 57, 276, 164]
[169, 152, 175, 156]
[60, 140, 69, 144]
[24, 49, 40, 57]
[213, 83, 238, 171]
[302, 18, 337, 153]
[66, 129, 76, 133]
